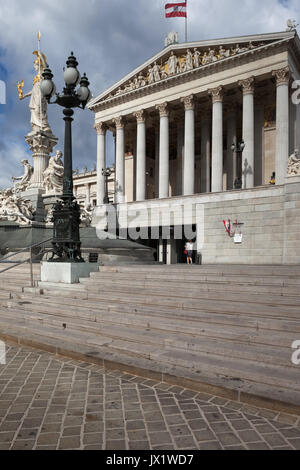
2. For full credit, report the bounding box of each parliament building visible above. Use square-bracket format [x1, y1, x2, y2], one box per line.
[88, 29, 300, 265]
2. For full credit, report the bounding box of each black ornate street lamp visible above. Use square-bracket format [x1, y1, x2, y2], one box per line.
[102, 168, 112, 204]
[231, 140, 245, 190]
[40, 52, 91, 262]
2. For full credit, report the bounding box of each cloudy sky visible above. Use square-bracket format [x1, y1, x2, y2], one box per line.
[0, 0, 299, 189]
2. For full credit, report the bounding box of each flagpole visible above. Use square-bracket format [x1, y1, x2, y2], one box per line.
[185, 0, 188, 42]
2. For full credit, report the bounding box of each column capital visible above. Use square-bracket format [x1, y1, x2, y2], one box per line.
[94, 122, 107, 135]
[238, 76, 255, 95]
[272, 67, 290, 86]
[134, 109, 146, 124]
[208, 86, 223, 104]
[112, 116, 125, 129]
[181, 94, 195, 111]
[156, 102, 169, 117]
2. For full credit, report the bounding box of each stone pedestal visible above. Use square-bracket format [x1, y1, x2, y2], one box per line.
[26, 130, 58, 189]
[41, 261, 99, 284]
[42, 192, 63, 225]
[20, 188, 47, 222]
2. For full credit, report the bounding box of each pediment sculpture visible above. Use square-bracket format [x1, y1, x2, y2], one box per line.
[287, 149, 300, 176]
[108, 41, 265, 99]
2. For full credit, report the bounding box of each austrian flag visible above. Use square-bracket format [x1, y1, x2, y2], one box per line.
[165, 2, 187, 18]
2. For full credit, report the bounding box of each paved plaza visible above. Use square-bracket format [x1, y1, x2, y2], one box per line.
[0, 342, 299, 450]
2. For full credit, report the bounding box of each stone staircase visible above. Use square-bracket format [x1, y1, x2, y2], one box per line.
[0, 263, 300, 414]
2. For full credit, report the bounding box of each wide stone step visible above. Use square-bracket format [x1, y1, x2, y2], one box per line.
[24, 283, 88, 299]
[35, 278, 300, 307]
[0, 283, 29, 293]
[100, 265, 300, 276]
[0, 292, 11, 299]
[85, 278, 300, 296]
[84, 289, 300, 314]
[89, 271, 300, 286]
[84, 276, 300, 295]
[1, 313, 300, 412]
[7, 294, 300, 336]
[0, 313, 298, 391]
[15, 286, 300, 320]
[2, 303, 297, 354]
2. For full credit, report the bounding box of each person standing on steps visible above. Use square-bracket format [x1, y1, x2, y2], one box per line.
[185, 240, 194, 265]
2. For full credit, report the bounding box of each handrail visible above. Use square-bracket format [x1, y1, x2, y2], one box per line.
[0, 237, 53, 263]
[0, 237, 53, 287]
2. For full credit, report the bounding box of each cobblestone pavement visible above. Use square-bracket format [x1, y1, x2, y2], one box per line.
[0, 343, 300, 450]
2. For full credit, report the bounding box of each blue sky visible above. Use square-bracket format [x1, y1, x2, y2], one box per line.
[0, 0, 299, 189]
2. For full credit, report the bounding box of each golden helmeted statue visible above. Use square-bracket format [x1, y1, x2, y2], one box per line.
[17, 34, 52, 133]
[16, 32, 58, 191]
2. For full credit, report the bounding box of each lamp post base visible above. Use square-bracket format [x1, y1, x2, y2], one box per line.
[50, 200, 84, 262]
[41, 261, 99, 284]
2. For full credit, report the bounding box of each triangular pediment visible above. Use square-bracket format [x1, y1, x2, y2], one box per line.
[89, 30, 298, 110]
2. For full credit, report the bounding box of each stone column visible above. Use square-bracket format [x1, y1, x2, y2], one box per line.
[85, 183, 90, 208]
[176, 119, 184, 196]
[131, 130, 137, 201]
[200, 110, 211, 193]
[254, 104, 264, 187]
[226, 113, 237, 191]
[272, 67, 290, 185]
[113, 116, 125, 203]
[209, 86, 223, 193]
[134, 110, 146, 201]
[94, 122, 106, 205]
[156, 103, 169, 199]
[25, 131, 58, 189]
[239, 77, 255, 188]
[181, 95, 195, 196]
[154, 125, 160, 198]
[289, 90, 296, 156]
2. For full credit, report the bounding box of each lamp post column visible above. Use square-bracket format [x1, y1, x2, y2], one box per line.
[62, 108, 74, 201]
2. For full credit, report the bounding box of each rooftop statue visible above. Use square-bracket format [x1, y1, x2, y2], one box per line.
[287, 149, 300, 176]
[165, 31, 178, 48]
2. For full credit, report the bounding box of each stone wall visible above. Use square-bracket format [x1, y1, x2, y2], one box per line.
[202, 182, 300, 264]
[93, 182, 300, 265]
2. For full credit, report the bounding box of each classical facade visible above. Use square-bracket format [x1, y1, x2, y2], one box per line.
[89, 30, 300, 265]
